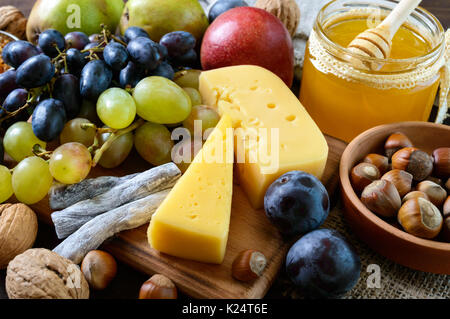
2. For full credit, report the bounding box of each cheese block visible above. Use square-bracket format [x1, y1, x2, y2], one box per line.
[199, 65, 328, 209]
[148, 114, 234, 264]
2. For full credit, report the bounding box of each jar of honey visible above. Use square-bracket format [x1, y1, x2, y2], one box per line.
[300, 0, 448, 142]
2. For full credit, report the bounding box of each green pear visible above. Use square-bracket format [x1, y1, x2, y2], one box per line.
[120, 0, 209, 42]
[26, 0, 124, 43]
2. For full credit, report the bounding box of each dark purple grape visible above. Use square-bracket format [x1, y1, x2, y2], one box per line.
[66, 48, 88, 76]
[0, 70, 19, 104]
[170, 49, 198, 67]
[89, 34, 102, 43]
[38, 29, 65, 58]
[127, 37, 162, 70]
[151, 62, 174, 80]
[83, 42, 104, 60]
[16, 54, 55, 89]
[208, 0, 248, 22]
[119, 61, 145, 88]
[0, 88, 28, 117]
[124, 27, 149, 42]
[156, 43, 168, 61]
[53, 74, 81, 119]
[286, 229, 361, 298]
[65, 31, 90, 50]
[104, 42, 129, 71]
[264, 171, 330, 237]
[160, 31, 196, 57]
[80, 60, 112, 101]
[0, 88, 29, 129]
[32, 98, 67, 141]
[1, 40, 41, 69]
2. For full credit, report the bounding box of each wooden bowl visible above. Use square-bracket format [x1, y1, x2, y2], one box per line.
[340, 122, 450, 274]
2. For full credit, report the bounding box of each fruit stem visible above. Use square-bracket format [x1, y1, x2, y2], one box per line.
[32, 144, 52, 159]
[110, 35, 127, 46]
[92, 118, 145, 167]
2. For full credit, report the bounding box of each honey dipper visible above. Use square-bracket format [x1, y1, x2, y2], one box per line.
[347, 0, 422, 69]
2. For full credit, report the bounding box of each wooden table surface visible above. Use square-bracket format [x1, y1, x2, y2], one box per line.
[0, 0, 449, 300]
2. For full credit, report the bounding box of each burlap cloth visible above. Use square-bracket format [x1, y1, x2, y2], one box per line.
[267, 203, 450, 299]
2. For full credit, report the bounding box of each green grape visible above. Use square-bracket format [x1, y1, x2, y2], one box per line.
[60, 118, 96, 147]
[0, 165, 13, 203]
[98, 131, 134, 169]
[172, 140, 201, 173]
[183, 87, 202, 106]
[49, 142, 92, 184]
[97, 88, 136, 129]
[3, 122, 47, 162]
[78, 99, 101, 124]
[174, 69, 201, 90]
[134, 122, 174, 166]
[182, 105, 220, 136]
[12, 156, 53, 204]
[133, 77, 192, 124]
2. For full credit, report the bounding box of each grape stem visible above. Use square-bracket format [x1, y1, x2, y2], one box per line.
[32, 144, 52, 159]
[92, 119, 145, 167]
[0, 88, 41, 123]
[110, 35, 127, 46]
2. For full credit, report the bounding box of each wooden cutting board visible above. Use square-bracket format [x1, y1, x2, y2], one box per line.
[27, 135, 346, 299]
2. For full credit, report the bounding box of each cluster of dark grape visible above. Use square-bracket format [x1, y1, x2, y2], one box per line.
[0, 26, 199, 141]
[0, 25, 220, 206]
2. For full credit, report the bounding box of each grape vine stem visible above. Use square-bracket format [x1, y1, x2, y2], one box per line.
[92, 118, 145, 167]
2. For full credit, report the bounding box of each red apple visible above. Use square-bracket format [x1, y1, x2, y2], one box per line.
[200, 7, 294, 87]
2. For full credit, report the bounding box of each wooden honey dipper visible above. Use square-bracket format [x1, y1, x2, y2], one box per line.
[347, 0, 422, 69]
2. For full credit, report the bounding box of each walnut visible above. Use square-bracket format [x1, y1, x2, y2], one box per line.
[254, 0, 301, 37]
[0, 6, 27, 40]
[0, 203, 38, 269]
[6, 248, 90, 299]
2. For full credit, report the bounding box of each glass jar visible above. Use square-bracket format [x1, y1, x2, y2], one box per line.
[299, 0, 448, 142]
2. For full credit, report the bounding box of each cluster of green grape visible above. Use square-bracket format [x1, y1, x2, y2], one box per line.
[0, 69, 220, 205]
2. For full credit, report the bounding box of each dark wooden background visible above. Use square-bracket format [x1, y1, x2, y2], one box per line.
[0, 0, 448, 300]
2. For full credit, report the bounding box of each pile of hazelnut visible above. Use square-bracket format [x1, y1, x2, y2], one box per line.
[350, 132, 450, 242]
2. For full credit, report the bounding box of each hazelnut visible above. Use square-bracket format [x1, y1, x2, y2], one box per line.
[139, 274, 177, 299]
[398, 198, 443, 239]
[362, 153, 390, 175]
[391, 147, 433, 181]
[425, 176, 443, 186]
[402, 191, 429, 204]
[384, 132, 413, 159]
[432, 147, 450, 178]
[81, 250, 117, 290]
[381, 169, 413, 197]
[350, 163, 380, 193]
[416, 181, 447, 207]
[443, 196, 450, 218]
[361, 180, 401, 218]
[232, 250, 267, 282]
[440, 217, 450, 242]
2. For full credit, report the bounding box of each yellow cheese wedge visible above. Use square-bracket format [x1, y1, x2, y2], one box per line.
[199, 65, 328, 209]
[148, 114, 234, 264]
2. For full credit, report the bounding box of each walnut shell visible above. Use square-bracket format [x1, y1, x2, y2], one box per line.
[0, 6, 27, 40]
[6, 248, 90, 299]
[254, 0, 300, 37]
[0, 203, 38, 269]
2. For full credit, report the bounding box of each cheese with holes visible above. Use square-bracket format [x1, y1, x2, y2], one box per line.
[148, 115, 234, 264]
[199, 65, 328, 209]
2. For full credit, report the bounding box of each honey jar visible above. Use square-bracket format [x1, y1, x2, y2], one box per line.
[300, 0, 449, 142]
